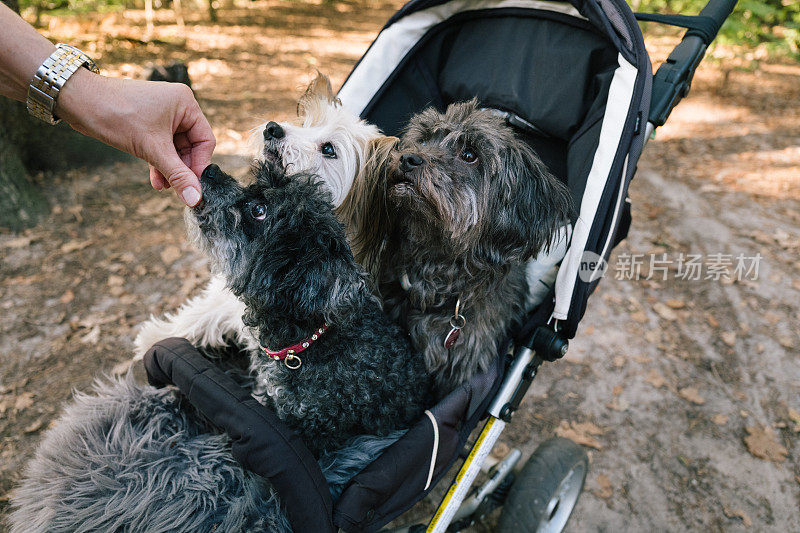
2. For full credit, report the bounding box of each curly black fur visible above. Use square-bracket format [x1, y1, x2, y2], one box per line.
[188, 162, 433, 456]
[351, 100, 573, 391]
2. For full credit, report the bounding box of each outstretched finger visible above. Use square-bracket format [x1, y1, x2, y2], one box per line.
[151, 150, 203, 207]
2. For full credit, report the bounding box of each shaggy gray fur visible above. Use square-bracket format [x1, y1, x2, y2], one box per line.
[8, 377, 402, 532]
[351, 100, 573, 391]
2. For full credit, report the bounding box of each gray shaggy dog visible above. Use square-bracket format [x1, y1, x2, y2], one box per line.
[351, 100, 573, 391]
[9, 162, 432, 532]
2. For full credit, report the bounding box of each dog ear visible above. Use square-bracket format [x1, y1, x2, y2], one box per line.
[484, 142, 573, 262]
[336, 135, 398, 279]
[298, 72, 341, 117]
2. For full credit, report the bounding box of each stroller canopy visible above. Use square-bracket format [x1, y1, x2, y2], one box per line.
[339, 0, 653, 338]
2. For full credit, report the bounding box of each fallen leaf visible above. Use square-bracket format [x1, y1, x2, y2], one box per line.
[653, 302, 678, 321]
[645, 369, 666, 389]
[24, 419, 44, 433]
[160, 245, 182, 265]
[665, 299, 685, 309]
[59, 290, 75, 304]
[612, 385, 623, 396]
[778, 336, 795, 349]
[744, 426, 788, 462]
[721, 332, 737, 346]
[593, 474, 613, 499]
[60, 240, 92, 254]
[630, 311, 648, 323]
[555, 420, 604, 450]
[712, 414, 729, 426]
[3, 236, 33, 248]
[723, 507, 752, 527]
[14, 392, 34, 412]
[707, 316, 720, 328]
[491, 441, 510, 459]
[679, 387, 706, 405]
[80, 325, 101, 344]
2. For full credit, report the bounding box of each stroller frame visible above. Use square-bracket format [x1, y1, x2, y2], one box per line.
[145, 0, 738, 531]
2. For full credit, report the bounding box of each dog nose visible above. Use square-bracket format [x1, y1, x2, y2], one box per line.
[264, 121, 285, 140]
[201, 164, 221, 181]
[400, 153, 424, 173]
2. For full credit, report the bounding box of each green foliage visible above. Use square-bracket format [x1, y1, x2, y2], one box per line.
[633, 0, 800, 57]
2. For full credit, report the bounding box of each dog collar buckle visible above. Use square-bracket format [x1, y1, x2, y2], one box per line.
[284, 351, 302, 370]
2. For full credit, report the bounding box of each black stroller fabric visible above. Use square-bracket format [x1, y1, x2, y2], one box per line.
[143, 338, 506, 533]
[143, 338, 337, 533]
[334, 354, 506, 531]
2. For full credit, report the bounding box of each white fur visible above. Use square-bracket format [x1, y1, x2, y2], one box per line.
[250, 97, 379, 207]
[134, 91, 380, 363]
[133, 275, 256, 360]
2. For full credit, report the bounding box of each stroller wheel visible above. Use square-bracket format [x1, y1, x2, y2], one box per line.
[498, 437, 588, 533]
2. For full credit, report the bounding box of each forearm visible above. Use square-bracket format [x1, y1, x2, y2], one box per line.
[0, 2, 56, 102]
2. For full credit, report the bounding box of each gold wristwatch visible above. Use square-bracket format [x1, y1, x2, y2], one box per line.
[26, 43, 100, 125]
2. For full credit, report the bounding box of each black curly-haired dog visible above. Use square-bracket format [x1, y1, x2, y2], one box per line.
[352, 100, 573, 390]
[9, 163, 432, 532]
[187, 162, 432, 454]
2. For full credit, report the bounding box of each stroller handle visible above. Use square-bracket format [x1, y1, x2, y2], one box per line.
[644, 0, 738, 128]
[689, 0, 738, 44]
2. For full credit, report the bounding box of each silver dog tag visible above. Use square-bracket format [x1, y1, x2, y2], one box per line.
[444, 325, 461, 349]
[444, 299, 466, 349]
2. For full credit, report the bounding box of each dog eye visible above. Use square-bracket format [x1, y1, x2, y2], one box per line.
[460, 149, 478, 164]
[250, 203, 267, 220]
[320, 142, 337, 159]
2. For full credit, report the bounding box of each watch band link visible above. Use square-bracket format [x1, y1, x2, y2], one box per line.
[26, 43, 100, 125]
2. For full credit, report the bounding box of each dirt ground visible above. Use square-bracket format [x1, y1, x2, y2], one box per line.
[1, 1, 799, 531]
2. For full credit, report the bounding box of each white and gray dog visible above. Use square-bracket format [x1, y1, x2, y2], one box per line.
[9, 161, 432, 532]
[353, 100, 573, 390]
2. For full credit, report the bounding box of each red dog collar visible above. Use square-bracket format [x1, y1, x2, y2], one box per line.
[262, 323, 329, 370]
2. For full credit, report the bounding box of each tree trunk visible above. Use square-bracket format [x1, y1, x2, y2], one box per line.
[0, 0, 131, 230]
[0, 0, 47, 230]
[0, 101, 48, 230]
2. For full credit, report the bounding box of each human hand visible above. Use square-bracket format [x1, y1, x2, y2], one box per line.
[57, 69, 215, 206]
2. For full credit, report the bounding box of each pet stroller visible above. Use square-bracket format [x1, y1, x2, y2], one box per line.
[145, 0, 736, 530]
